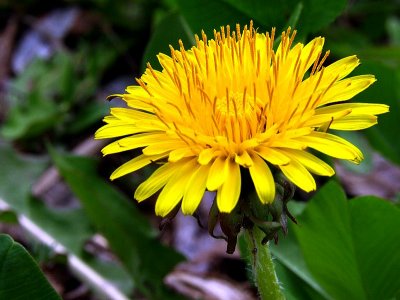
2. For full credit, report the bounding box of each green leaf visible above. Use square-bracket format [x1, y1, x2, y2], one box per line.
[0, 234, 61, 300]
[0, 210, 18, 223]
[293, 0, 346, 34]
[26, 197, 94, 255]
[0, 143, 132, 297]
[386, 16, 400, 46]
[51, 150, 184, 299]
[0, 143, 47, 211]
[142, 11, 195, 71]
[175, 0, 256, 37]
[269, 201, 331, 299]
[1, 90, 61, 140]
[320, 33, 400, 165]
[333, 131, 374, 174]
[64, 102, 109, 135]
[294, 181, 400, 300]
[274, 260, 326, 300]
[270, 229, 330, 300]
[349, 196, 400, 299]
[175, 0, 345, 39]
[351, 61, 400, 165]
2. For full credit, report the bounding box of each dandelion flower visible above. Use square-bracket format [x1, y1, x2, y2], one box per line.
[96, 22, 389, 217]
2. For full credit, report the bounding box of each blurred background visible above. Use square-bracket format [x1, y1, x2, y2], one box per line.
[0, 0, 399, 299]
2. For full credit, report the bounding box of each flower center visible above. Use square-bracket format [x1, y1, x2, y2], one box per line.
[215, 92, 254, 117]
[213, 90, 264, 143]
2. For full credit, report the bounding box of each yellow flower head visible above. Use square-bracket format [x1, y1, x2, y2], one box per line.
[96, 22, 388, 217]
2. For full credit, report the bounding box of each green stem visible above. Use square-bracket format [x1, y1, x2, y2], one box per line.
[245, 227, 285, 300]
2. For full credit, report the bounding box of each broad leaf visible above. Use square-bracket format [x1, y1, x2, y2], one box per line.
[349, 196, 400, 299]
[270, 201, 331, 300]
[0, 143, 132, 297]
[270, 228, 331, 300]
[142, 11, 194, 71]
[355, 62, 400, 165]
[0, 234, 61, 300]
[51, 150, 184, 299]
[175, 0, 346, 38]
[0, 143, 47, 211]
[294, 181, 400, 300]
[323, 42, 400, 165]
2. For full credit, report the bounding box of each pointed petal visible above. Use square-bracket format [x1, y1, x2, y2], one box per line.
[299, 37, 325, 74]
[110, 153, 167, 180]
[324, 55, 360, 80]
[235, 150, 253, 167]
[109, 107, 158, 121]
[182, 164, 210, 215]
[143, 140, 187, 155]
[280, 149, 335, 176]
[249, 154, 275, 204]
[198, 148, 218, 165]
[280, 159, 316, 192]
[330, 115, 378, 130]
[216, 159, 241, 213]
[168, 147, 197, 162]
[255, 146, 290, 165]
[316, 103, 389, 115]
[297, 132, 363, 163]
[155, 159, 197, 216]
[320, 75, 376, 105]
[134, 160, 187, 201]
[206, 156, 228, 191]
[101, 133, 167, 155]
[303, 109, 352, 128]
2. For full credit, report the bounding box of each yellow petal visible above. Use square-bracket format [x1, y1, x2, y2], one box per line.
[110, 107, 157, 121]
[324, 55, 360, 80]
[255, 146, 290, 165]
[297, 132, 363, 163]
[306, 103, 389, 130]
[206, 156, 228, 191]
[169, 147, 196, 162]
[280, 149, 335, 176]
[303, 109, 352, 128]
[101, 133, 167, 155]
[182, 164, 210, 215]
[135, 161, 186, 201]
[155, 159, 197, 217]
[269, 139, 306, 150]
[142, 140, 187, 155]
[95, 124, 141, 139]
[330, 115, 378, 130]
[249, 154, 275, 204]
[95, 121, 165, 139]
[235, 150, 253, 167]
[316, 103, 389, 115]
[320, 75, 376, 105]
[110, 153, 167, 180]
[280, 160, 316, 192]
[198, 148, 218, 165]
[216, 159, 241, 213]
[299, 37, 324, 74]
